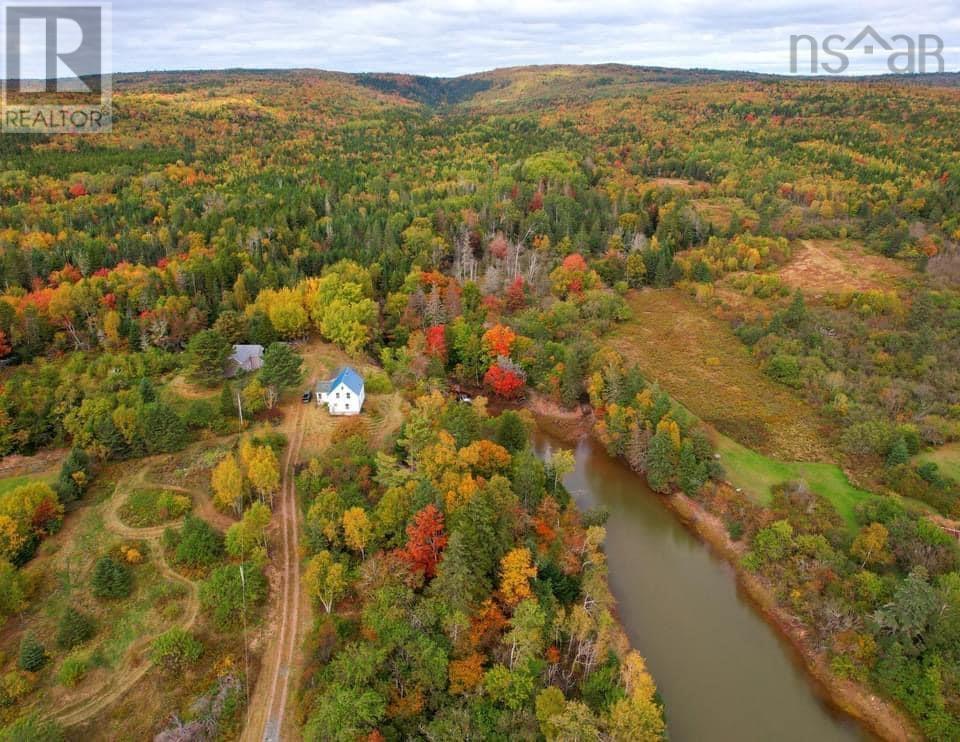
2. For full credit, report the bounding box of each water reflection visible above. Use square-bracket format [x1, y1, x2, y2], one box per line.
[534, 432, 866, 742]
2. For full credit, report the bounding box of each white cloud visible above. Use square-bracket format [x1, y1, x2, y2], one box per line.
[108, 0, 960, 76]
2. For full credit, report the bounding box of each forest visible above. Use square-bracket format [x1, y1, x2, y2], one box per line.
[0, 65, 958, 739]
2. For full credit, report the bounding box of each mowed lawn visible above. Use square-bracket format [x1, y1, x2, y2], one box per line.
[915, 443, 960, 483]
[0, 469, 57, 495]
[607, 289, 832, 462]
[715, 434, 873, 531]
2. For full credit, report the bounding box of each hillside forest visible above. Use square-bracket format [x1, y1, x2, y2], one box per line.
[0, 65, 958, 740]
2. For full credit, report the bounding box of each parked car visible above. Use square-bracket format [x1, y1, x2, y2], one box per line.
[302, 391, 313, 403]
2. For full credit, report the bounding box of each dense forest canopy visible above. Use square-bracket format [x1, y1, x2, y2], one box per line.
[0, 64, 959, 740]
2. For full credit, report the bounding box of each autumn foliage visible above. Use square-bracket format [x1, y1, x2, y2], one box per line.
[402, 504, 447, 578]
[483, 363, 524, 399]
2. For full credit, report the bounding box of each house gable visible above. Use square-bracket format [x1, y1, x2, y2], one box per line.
[315, 366, 365, 415]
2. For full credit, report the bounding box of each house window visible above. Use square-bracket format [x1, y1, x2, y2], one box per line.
[336, 392, 340, 399]
[346, 392, 351, 399]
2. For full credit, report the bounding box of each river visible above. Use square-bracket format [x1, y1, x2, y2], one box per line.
[533, 432, 867, 742]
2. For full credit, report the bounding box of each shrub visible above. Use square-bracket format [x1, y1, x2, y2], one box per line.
[0, 671, 32, 706]
[364, 371, 393, 394]
[56, 653, 89, 687]
[0, 713, 62, 742]
[119, 488, 191, 527]
[91, 555, 133, 599]
[57, 606, 95, 649]
[172, 516, 224, 569]
[181, 400, 220, 430]
[764, 354, 802, 388]
[18, 634, 46, 671]
[150, 628, 203, 672]
[199, 563, 268, 628]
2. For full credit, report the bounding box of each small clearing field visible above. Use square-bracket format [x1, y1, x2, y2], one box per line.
[690, 197, 757, 232]
[777, 239, 911, 296]
[648, 177, 710, 192]
[607, 289, 832, 461]
[294, 338, 404, 461]
[714, 435, 873, 531]
[915, 443, 960, 483]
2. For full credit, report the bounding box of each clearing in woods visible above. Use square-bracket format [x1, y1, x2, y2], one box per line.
[713, 434, 875, 532]
[606, 288, 832, 462]
[915, 443, 960, 484]
[777, 239, 911, 296]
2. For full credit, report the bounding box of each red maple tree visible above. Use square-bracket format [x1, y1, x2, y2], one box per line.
[483, 364, 524, 399]
[505, 277, 525, 312]
[403, 504, 448, 578]
[425, 324, 447, 359]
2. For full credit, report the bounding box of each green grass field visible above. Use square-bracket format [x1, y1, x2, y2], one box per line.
[715, 434, 874, 530]
[0, 469, 58, 495]
[915, 443, 960, 483]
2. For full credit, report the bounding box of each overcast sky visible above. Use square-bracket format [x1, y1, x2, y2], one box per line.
[103, 1, 959, 76]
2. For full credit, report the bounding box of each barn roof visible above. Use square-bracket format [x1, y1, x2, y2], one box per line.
[225, 344, 264, 377]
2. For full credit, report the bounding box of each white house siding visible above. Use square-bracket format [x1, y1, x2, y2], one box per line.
[319, 382, 364, 415]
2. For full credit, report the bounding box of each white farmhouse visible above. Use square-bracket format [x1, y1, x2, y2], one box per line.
[316, 366, 365, 415]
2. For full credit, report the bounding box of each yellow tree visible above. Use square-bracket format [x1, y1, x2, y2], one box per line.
[548, 449, 575, 492]
[606, 650, 665, 740]
[342, 506, 372, 559]
[0, 516, 25, 562]
[303, 550, 347, 613]
[226, 501, 272, 561]
[499, 547, 538, 606]
[242, 443, 281, 505]
[851, 523, 892, 568]
[211, 453, 244, 515]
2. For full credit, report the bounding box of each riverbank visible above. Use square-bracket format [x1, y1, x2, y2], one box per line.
[664, 488, 920, 742]
[529, 398, 920, 742]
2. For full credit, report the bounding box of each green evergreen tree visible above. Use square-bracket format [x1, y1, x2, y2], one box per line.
[173, 516, 224, 569]
[645, 430, 676, 494]
[57, 606, 96, 649]
[56, 447, 91, 503]
[185, 329, 232, 387]
[247, 311, 278, 346]
[137, 377, 157, 403]
[887, 436, 910, 468]
[678, 439, 706, 496]
[259, 342, 304, 402]
[142, 403, 188, 454]
[220, 383, 236, 418]
[91, 555, 133, 599]
[495, 411, 528, 453]
[18, 633, 46, 671]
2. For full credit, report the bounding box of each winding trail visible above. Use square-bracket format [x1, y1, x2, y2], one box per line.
[47, 473, 204, 728]
[242, 399, 308, 742]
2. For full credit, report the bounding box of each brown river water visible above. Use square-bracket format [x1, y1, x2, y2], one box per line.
[533, 431, 867, 742]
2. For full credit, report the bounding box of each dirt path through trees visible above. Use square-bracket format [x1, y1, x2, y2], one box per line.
[47, 475, 202, 728]
[242, 400, 308, 742]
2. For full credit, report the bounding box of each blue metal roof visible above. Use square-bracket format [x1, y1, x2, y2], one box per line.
[317, 366, 363, 395]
